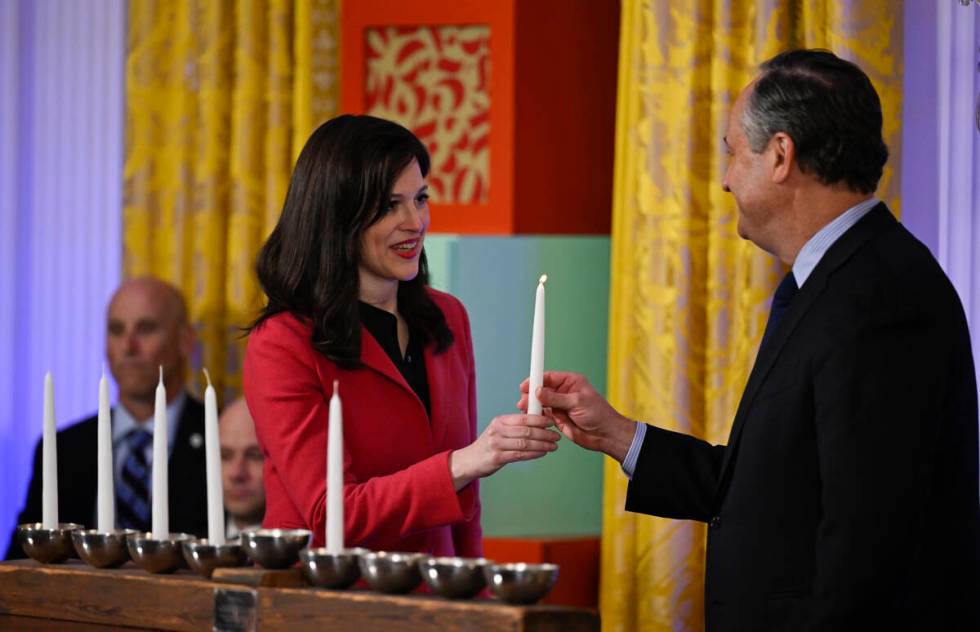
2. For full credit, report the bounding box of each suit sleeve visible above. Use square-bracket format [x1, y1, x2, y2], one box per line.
[4, 439, 42, 560]
[624, 423, 726, 522]
[450, 301, 483, 557]
[809, 303, 942, 626]
[244, 317, 477, 547]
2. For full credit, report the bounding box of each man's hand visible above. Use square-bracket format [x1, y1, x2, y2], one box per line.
[518, 371, 635, 463]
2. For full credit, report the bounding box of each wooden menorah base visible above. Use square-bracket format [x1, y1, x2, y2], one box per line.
[0, 560, 599, 631]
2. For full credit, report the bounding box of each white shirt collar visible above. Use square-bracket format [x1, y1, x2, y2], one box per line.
[112, 389, 186, 450]
[792, 197, 880, 288]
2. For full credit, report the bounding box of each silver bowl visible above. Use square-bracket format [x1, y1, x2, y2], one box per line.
[484, 562, 559, 604]
[359, 551, 429, 594]
[182, 537, 247, 578]
[419, 556, 492, 599]
[126, 532, 193, 574]
[71, 529, 138, 568]
[299, 547, 368, 589]
[16, 523, 84, 564]
[240, 529, 312, 569]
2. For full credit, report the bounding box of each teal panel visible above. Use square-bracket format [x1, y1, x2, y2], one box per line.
[425, 235, 610, 537]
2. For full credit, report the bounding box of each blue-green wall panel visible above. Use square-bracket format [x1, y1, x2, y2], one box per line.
[426, 235, 610, 537]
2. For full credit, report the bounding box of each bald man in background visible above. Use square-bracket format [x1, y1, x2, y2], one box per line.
[5, 277, 208, 559]
[220, 398, 265, 538]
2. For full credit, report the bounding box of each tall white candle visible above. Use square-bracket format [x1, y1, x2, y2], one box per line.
[528, 275, 548, 415]
[152, 366, 169, 539]
[326, 380, 344, 553]
[203, 369, 225, 545]
[97, 367, 114, 531]
[41, 372, 58, 529]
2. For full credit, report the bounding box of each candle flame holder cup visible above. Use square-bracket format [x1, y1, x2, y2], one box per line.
[71, 529, 138, 568]
[126, 532, 193, 574]
[241, 528, 312, 569]
[299, 547, 368, 589]
[484, 562, 559, 605]
[359, 551, 429, 594]
[16, 523, 84, 564]
[419, 556, 493, 599]
[182, 537, 247, 578]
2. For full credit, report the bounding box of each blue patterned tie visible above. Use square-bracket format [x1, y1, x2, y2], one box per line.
[116, 428, 152, 532]
[759, 271, 799, 352]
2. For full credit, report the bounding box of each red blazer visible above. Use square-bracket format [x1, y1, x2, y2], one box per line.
[243, 289, 482, 557]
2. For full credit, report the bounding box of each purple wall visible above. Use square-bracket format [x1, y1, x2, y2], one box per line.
[900, 0, 939, 256]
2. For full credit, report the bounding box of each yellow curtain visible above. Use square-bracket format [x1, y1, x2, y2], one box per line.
[601, 1, 903, 630]
[123, 0, 339, 403]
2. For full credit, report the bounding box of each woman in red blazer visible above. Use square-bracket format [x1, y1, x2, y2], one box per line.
[243, 115, 559, 557]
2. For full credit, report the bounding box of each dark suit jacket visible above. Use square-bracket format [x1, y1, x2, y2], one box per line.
[5, 396, 209, 559]
[627, 205, 980, 631]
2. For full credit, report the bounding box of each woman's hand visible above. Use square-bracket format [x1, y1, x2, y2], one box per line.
[449, 414, 560, 490]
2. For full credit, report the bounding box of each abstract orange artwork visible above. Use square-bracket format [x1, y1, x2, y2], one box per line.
[364, 25, 491, 205]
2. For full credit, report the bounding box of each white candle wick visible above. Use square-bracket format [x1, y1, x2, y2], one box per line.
[528, 274, 547, 416]
[97, 369, 114, 531]
[203, 368, 224, 545]
[326, 380, 344, 553]
[42, 371, 58, 529]
[152, 365, 169, 539]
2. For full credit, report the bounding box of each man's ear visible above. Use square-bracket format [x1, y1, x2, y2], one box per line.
[769, 132, 795, 184]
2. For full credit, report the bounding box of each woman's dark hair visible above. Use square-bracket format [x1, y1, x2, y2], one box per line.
[249, 114, 453, 368]
[743, 49, 889, 195]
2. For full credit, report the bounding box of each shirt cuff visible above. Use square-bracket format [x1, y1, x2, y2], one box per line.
[620, 421, 646, 479]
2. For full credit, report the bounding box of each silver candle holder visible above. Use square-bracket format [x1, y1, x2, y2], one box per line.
[182, 537, 247, 578]
[240, 528, 312, 569]
[358, 551, 429, 594]
[419, 556, 492, 599]
[126, 532, 193, 574]
[484, 562, 559, 605]
[299, 547, 368, 589]
[71, 529, 138, 568]
[16, 523, 84, 564]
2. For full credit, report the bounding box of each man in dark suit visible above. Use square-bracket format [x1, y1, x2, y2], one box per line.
[6, 277, 208, 559]
[523, 50, 979, 630]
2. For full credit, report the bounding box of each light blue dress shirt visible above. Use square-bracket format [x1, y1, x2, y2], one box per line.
[111, 390, 186, 490]
[621, 198, 880, 479]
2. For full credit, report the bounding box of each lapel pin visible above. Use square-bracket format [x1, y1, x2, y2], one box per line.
[190, 433, 204, 449]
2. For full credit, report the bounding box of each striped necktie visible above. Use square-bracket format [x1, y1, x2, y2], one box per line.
[116, 428, 153, 532]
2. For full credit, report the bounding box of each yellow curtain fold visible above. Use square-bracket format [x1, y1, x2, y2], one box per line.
[602, 2, 902, 630]
[124, 0, 339, 403]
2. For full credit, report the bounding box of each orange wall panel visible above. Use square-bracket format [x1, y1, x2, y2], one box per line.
[341, 0, 618, 235]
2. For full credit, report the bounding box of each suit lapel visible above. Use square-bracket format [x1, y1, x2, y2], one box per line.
[168, 397, 205, 534]
[712, 204, 898, 504]
[359, 325, 433, 442]
[423, 341, 449, 449]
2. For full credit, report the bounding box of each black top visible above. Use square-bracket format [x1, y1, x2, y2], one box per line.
[359, 302, 431, 419]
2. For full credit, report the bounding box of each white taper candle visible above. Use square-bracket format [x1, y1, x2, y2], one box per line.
[152, 366, 169, 539]
[203, 369, 225, 545]
[326, 380, 344, 553]
[41, 372, 58, 529]
[528, 275, 548, 415]
[97, 367, 114, 531]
